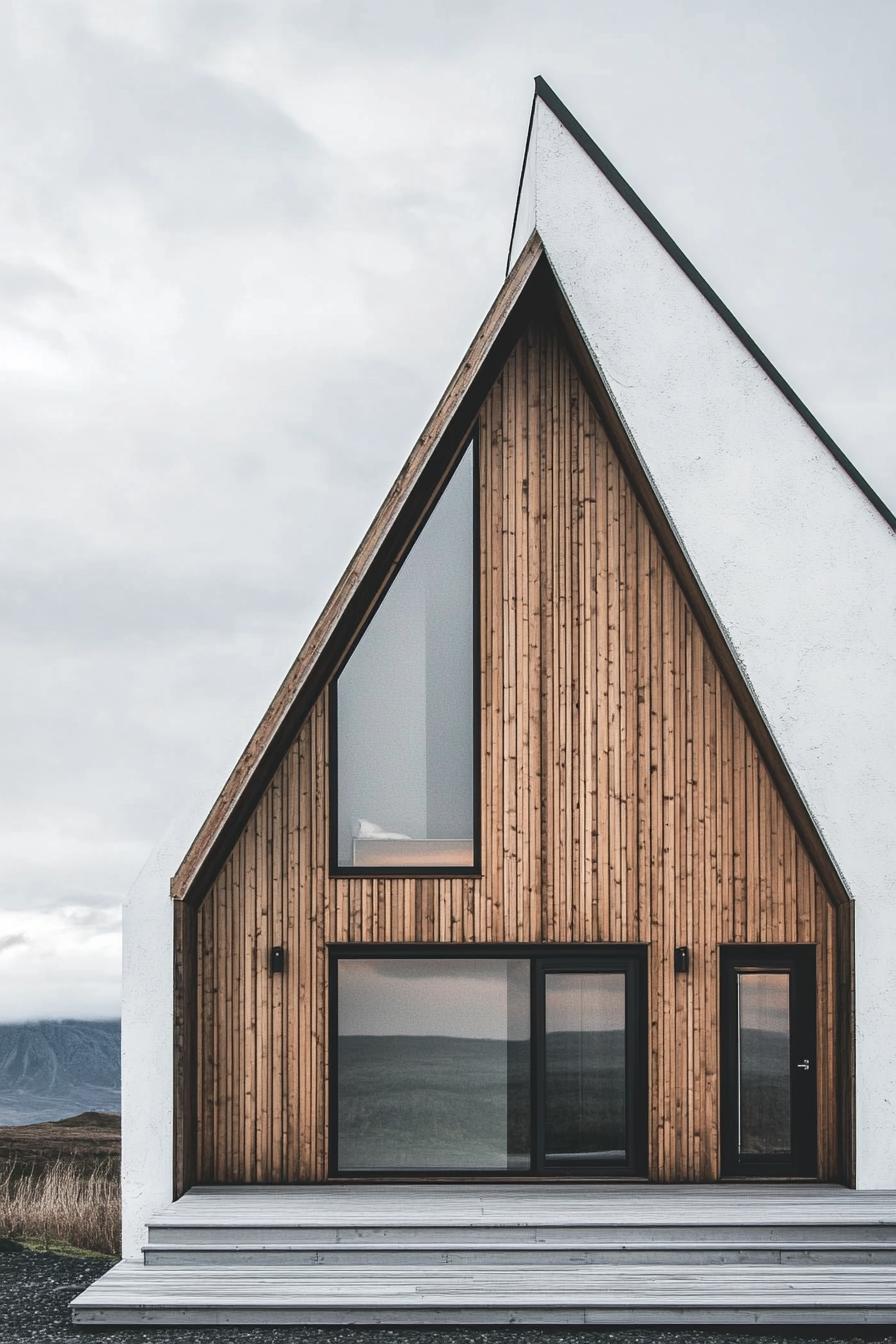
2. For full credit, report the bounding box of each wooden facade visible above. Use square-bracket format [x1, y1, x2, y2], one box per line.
[191, 315, 844, 1186]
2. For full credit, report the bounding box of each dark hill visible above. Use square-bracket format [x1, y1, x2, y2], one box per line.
[0, 1110, 120, 1177]
[53, 1110, 120, 1130]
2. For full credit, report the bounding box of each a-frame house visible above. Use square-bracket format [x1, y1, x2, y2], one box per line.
[75, 80, 896, 1326]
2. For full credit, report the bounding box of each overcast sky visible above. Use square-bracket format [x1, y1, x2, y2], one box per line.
[1, 1, 893, 1020]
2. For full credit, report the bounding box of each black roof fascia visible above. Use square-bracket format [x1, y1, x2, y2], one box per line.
[509, 75, 895, 533]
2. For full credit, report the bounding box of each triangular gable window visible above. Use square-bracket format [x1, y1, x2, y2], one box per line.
[332, 440, 476, 872]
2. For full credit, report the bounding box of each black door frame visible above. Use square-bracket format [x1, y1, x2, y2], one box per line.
[328, 943, 647, 1179]
[533, 953, 647, 1178]
[719, 944, 817, 1179]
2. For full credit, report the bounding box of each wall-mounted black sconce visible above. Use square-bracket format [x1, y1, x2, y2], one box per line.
[269, 946, 285, 974]
[674, 945, 689, 974]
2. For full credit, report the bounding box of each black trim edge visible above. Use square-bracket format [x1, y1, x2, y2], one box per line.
[505, 88, 538, 279]
[327, 434, 482, 879]
[510, 75, 895, 534]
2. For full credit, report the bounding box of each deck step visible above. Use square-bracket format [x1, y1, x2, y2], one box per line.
[79, 1185, 896, 1325]
[142, 1239, 896, 1266]
[71, 1260, 896, 1325]
[145, 1218, 896, 1247]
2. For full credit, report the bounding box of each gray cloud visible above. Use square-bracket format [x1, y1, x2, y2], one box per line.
[0, 935, 27, 955]
[62, 906, 122, 931]
[1, 10, 327, 232]
[0, 262, 79, 304]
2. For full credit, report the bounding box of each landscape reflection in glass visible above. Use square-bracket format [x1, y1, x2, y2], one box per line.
[335, 443, 474, 868]
[337, 958, 530, 1170]
[544, 971, 626, 1163]
[737, 970, 791, 1156]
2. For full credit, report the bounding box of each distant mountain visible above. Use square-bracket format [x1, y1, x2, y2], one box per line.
[0, 1020, 120, 1126]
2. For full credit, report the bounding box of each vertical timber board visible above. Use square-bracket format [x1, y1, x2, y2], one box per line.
[172, 899, 196, 1196]
[189, 316, 844, 1185]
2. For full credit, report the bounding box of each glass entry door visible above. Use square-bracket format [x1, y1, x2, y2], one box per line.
[534, 955, 646, 1176]
[719, 946, 817, 1178]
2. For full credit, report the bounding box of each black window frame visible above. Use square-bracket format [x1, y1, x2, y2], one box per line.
[328, 942, 648, 1180]
[327, 431, 481, 878]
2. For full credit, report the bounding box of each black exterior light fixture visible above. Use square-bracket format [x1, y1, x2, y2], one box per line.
[674, 946, 689, 974]
[269, 946, 285, 974]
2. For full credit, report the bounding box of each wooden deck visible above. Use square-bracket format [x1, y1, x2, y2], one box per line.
[73, 1183, 896, 1325]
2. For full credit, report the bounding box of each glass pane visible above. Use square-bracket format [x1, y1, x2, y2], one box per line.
[544, 971, 626, 1163]
[737, 971, 791, 1156]
[336, 443, 474, 868]
[337, 958, 530, 1171]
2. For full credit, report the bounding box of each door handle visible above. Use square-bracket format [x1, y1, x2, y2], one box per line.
[796, 1059, 811, 1071]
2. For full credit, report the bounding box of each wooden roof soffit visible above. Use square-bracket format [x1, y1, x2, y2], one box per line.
[171, 231, 546, 904]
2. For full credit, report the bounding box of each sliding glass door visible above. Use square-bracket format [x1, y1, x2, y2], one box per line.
[330, 947, 646, 1177]
[537, 962, 634, 1169]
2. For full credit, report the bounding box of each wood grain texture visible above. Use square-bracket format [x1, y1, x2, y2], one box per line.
[193, 319, 842, 1186]
[172, 901, 197, 1194]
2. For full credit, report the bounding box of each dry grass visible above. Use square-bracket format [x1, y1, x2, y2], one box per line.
[0, 1158, 120, 1256]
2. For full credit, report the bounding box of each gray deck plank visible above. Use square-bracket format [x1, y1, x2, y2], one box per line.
[73, 1259, 896, 1307]
[147, 1182, 896, 1228]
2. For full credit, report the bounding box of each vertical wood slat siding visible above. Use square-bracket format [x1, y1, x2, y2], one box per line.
[194, 319, 840, 1185]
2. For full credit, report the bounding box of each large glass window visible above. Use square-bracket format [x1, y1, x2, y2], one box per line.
[336, 957, 530, 1172]
[332, 950, 646, 1176]
[333, 442, 475, 870]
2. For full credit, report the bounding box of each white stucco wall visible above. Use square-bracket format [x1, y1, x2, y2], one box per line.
[512, 96, 896, 1187]
[120, 852, 172, 1259]
[123, 786, 250, 1254]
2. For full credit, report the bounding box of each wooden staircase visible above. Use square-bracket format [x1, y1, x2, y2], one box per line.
[72, 1183, 896, 1325]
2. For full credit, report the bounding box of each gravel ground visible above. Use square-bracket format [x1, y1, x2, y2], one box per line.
[1, 1243, 895, 1344]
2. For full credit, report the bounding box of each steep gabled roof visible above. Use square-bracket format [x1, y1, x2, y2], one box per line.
[172, 234, 546, 901]
[175, 245, 852, 914]
[510, 77, 894, 532]
[508, 78, 896, 931]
